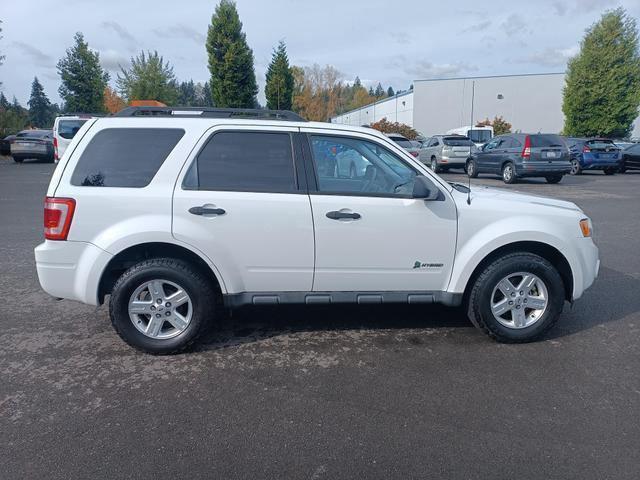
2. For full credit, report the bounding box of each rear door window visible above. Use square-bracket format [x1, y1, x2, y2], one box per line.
[58, 120, 88, 139]
[184, 131, 297, 192]
[71, 128, 184, 187]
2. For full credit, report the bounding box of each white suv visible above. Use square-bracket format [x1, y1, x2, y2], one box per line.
[35, 107, 600, 354]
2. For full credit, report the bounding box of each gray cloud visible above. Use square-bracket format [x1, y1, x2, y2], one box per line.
[405, 60, 477, 79]
[501, 14, 530, 37]
[101, 21, 137, 52]
[99, 49, 130, 72]
[153, 24, 205, 44]
[389, 31, 412, 45]
[10, 41, 54, 68]
[552, 1, 567, 15]
[463, 20, 492, 33]
[513, 46, 579, 67]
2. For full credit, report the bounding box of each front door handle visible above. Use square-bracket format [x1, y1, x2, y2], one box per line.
[326, 210, 361, 220]
[189, 206, 226, 216]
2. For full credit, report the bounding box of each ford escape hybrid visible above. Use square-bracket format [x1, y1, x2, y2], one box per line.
[35, 107, 600, 354]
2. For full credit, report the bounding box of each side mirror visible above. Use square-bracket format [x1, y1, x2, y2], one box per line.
[412, 176, 441, 201]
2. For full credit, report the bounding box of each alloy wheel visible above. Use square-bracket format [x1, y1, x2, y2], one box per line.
[490, 272, 548, 329]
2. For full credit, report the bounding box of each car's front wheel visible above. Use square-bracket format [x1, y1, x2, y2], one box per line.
[109, 258, 217, 354]
[467, 252, 565, 343]
[570, 159, 581, 175]
[466, 159, 478, 178]
[13, 156, 23, 163]
[603, 167, 616, 175]
[545, 175, 563, 184]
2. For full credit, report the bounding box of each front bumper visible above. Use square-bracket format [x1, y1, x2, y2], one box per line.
[569, 237, 599, 301]
[35, 240, 113, 306]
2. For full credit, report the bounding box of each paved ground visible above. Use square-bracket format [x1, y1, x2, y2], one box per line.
[1, 156, 639, 479]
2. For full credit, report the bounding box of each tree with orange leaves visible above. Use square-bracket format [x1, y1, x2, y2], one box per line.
[104, 86, 126, 114]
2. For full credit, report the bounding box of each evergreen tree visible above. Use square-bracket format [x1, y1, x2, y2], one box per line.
[117, 51, 179, 105]
[57, 32, 109, 113]
[368, 86, 374, 96]
[265, 40, 294, 110]
[0, 20, 5, 86]
[0, 92, 9, 110]
[206, 0, 258, 108]
[28, 77, 54, 127]
[353, 76, 362, 88]
[202, 81, 214, 106]
[563, 8, 640, 137]
[374, 83, 384, 97]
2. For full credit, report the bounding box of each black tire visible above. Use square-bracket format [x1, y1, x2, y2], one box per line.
[603, 167, 616, 175]
[109, 258, 217, 354]
[570, 159, 581, 175]
[619, 163, 627, 174]
[466, 159, 478, 178]
[545, 175, 563, 184]
[430, 157, 441, 173]
[502, 162, 517, 184]
[13, 156, 23, 163]
[467, 252, 565, 343]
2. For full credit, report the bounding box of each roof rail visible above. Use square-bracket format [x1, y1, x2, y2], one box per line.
[114, 106, 306, 122]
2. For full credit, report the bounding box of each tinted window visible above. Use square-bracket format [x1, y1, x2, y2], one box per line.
[467, 129, 492, 143]
[71, 128, 184, 187]
[530, 134, 565, 148]
[310, 135, 417, 196]
[390, 136, 413, 148]
[443, 136, 473, 147]
[586, 139, 616, 149]
[187, 131, 296, 192]
[58, 120, 88, 140]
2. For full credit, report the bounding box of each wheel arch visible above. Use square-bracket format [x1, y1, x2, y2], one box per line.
[460, 241, 573, 304]
[98, 242, 226, 304]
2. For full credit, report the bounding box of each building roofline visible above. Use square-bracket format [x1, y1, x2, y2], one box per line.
[414, 72, 565, 83]
[331, 90, 414, 120]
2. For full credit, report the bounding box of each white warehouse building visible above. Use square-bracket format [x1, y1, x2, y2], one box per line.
[331, 72, 640, 138]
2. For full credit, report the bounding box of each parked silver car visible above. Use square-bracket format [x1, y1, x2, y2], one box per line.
[419, 135, 476, 173]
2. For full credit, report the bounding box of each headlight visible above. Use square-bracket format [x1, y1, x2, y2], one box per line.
[579, 218, 592, 237]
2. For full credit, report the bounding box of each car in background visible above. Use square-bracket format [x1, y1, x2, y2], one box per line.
[10, 130, 54, 163]
[53, 115, 94, 162]
[566, 138, 621, 175]
[419, 135, 476, 173]
[1, 134, 16, 156]
[385, 133, 420, 158]
[410, 139, 423, 149]
[620, 143, 640, 172]
[467, 133, 571, 184]
[446, 125, 493, 148]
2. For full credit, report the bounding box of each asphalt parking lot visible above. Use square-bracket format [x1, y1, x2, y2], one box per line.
[1, 157, 639, 479]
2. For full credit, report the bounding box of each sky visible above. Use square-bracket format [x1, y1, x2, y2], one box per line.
[1, 0, 639, 106]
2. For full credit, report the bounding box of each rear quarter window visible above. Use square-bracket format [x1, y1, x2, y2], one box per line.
[70, 128, 184, 187]
[58, 120, 88, 139]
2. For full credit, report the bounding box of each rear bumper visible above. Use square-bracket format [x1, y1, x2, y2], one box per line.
[580, 159, 621, 169]
[35, 240, 113, 306]
[440, 156, 468, 166]
[518, 162, 571, 176]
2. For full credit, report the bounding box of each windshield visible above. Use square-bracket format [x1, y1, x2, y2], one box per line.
[467, 130, 492, 144]
[58, 119, 88, 140]
[444, 136, 474, 147]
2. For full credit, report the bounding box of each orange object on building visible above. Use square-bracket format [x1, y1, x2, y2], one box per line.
[129, 100, 167, 107]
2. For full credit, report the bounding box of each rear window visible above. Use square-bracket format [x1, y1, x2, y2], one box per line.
[390, 137, 413, 148]
[17, 130, 50, 139]
[467, 129, 492, 144]
[184, 131, 297, 192]
[71, 128, 184, 187]
[586, 139, 616, 149]
[529, 135, 565, 148]
[443, 136, 473, 146]
[58, 120, 88, 140]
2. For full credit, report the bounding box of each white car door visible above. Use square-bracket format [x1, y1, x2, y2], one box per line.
[302, 129, 457, 293]
[172, 125, 314, 294]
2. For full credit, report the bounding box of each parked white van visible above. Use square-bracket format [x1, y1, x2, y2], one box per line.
[53, 115, 95, 162]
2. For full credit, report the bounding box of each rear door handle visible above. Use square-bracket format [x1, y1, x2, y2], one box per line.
[326, 210, 361, 220]
[189, 206, 226, 216]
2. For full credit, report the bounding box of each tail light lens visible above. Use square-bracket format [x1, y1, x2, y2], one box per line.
[44, 197, 75, 240]
[53, 136, 58, 160]
[582, 145, 591, 153]
[521, 135, 531, 159]
[410, 151, 419, 157]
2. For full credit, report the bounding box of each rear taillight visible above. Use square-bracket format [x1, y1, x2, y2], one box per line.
[410, 151, 419, 157]
[44, 197, 75, 240]
[521, 135, 531, 159]
[582, 145, 591, 153]
[53, 136, 59, 160]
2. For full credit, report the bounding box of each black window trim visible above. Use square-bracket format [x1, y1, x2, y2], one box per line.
[300, 132, 426, 200]
[181, 129, 307, 194]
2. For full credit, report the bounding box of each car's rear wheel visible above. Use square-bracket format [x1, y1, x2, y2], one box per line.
[13, 156, 23, 163]
[466, 159, 478, 178]
[603, 167, 616, 175]
[502, 162, 517, 184]
[467, 252, 565, 343]
[545, 175, 563, 184]
[570, 159, 581, 175]
[619, 163, 627, 173]
[109, 258, 217, 354]
[430, 157, 441, 173]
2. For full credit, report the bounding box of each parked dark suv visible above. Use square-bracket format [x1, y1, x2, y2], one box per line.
[467, 133, 571, 184]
